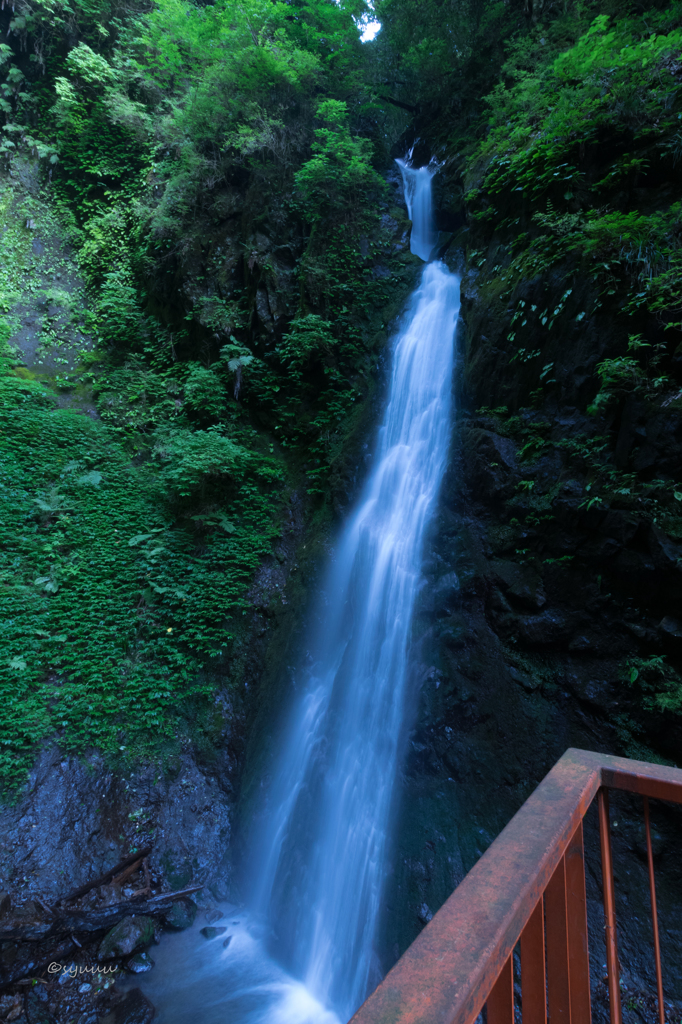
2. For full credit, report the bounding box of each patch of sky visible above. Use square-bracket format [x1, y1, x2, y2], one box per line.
[354, 1, 381, 41]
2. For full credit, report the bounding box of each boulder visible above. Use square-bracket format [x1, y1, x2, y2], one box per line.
[516, 610, 570, 647]
[649, 524, 682, 572]
[162, 898, 197, 931]
[98, 916, 155, 960]
[417, 903, 433, 924]
[463, 428, 519, 501]
[490, 560, 546, 610]
[659, 616, 682, 639]
[200, 926, 226, 939]
[508, 665, 540, 692]
[126, 951, 155, 974]
[602, 509, 640, 546]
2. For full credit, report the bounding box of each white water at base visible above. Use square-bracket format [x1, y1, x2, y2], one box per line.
[127, 163, 460, 1024]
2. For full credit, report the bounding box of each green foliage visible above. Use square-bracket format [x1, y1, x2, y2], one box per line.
[481, 403, 681, 519]
[0, 341, 282, 792]
[463, 6, 682, 346]
[275, 314, 335, 377]
[183, 365, 228, 420]
[96, 271, 146, 349]
[626, 655, 682, 715]
[373, 0, 515, 125]
[470, 9, 682, 203]
[221, 313, 367, 491]
[587, 334, 672, 412]
[154, 426, 280, 500]
[294, 100, 386, 224]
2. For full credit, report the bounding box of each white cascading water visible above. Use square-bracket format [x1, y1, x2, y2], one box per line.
[125, 162, 460, 1024]
[396, 159, 439, 261]
[248, 159, 460, 1019]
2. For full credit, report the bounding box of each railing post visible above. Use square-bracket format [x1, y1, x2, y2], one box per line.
[565, 822, 591, 1024]
[487, 954, 514, 1024]
[545, 857, 571, 1024]
[598, 787, 621, 1024]
[643, 796, 665, 1024]
[521, 898, 547, 1024]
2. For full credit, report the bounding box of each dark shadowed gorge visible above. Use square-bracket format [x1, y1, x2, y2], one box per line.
[0, 0, 681, 1021]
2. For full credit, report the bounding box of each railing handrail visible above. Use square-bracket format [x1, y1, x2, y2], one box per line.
[351, 748, 682, 1024]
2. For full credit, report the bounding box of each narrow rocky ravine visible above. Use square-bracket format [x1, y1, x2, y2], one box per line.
[2, 0, 682, 1021]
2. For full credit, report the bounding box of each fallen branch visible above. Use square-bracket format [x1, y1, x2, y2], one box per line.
[142, 857, 151, 891]
[147, 885, 203, 903]
[58, 847, 153, 905]
[0, 886, 203, 944]
[34, 899, 56, 920]
[0, 899, 171, 943]
[111, 858, 144, 888]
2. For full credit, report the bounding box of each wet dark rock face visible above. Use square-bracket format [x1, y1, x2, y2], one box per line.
[0, 741, 236, 906]
[381, 270, 682, 1015]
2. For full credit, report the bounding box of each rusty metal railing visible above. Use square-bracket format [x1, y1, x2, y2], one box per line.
[351, 748, 682, 1024]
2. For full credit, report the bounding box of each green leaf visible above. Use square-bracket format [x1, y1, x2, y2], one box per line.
[128, 532, 155, 547]
[77, 470, 102, 487]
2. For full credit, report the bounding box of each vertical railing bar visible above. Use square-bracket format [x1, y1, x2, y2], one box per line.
[487, 954, 514, 1024]
[520, 897, 547, 1024]
[545, 856, 571, 1024]
[565, 821, 592, 1024]
[643, 796, 665, 1024]
[597, 787, 621, 1024]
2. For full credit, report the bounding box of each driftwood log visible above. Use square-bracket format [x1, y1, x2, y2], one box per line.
[58, 847, 154, 904]
[0, 886, 204, 944]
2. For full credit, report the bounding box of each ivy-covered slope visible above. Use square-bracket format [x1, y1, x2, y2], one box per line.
[0, 0, 417, 791]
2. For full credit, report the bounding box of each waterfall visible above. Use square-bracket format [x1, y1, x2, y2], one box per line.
[396, 159, 438, 261]
[132, 162, 460, 1024]
[248, 160, 461, 1020]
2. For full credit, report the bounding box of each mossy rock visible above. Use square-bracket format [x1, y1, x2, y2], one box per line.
[98, 916, 155, 960]
[163, 898, 197, 931]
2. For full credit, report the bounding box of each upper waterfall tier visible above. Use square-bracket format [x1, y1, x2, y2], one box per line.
[396, 160, 438, 262]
